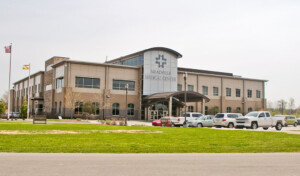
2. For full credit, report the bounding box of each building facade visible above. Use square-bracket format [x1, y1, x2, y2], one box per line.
[11, 47, 267, 120]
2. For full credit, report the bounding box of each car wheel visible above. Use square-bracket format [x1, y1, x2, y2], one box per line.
[228, 123, 234, 128]
[263, 127, 269, 130]
[197, 123, 203, 128]
[294, 123, 297, 127]
[275, 123, 283, 131]
[171, 123, 175, 127]
[251, 122, 258, 129]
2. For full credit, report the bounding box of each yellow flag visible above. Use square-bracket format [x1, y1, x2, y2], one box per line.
[23, 64, 30, 70]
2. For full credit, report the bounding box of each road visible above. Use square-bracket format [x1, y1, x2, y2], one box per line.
[0, 153, 299, 176]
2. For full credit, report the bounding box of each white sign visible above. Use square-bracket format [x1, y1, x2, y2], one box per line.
[143, 50, 177, 95]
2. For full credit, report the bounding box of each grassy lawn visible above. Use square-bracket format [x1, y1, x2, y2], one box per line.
[0, 122, 299, 153]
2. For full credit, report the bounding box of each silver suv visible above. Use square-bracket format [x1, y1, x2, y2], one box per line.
[213, 113, 243, 128]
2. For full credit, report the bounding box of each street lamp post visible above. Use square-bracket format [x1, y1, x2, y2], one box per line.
[183, 72, 188, 128]
[125, 83, 128, 126]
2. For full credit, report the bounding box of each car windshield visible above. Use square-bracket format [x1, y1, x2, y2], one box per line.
[192, 114, 202, 117]
[246, 112, 259, 117]
[215, 114, 224, 118]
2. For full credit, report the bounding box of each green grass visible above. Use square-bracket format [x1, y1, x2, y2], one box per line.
[0, 122, 299, 153]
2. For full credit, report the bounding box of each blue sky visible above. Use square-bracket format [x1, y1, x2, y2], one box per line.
[1, 0, 300, 108]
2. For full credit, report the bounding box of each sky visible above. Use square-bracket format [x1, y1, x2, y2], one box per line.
[0, 0, 299, 108]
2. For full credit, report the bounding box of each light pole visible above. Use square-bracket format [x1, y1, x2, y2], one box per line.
[183, 72, 188, 128]
[125, 83, 128, 126]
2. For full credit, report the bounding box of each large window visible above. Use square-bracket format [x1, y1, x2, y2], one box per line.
[188, 106, 194, 112]
[256, 90, 261, 98]
[92, 102, 100, 115]
[56, 77, 64, 89]
[202, 86, 208, 95]
[112, 103, 120, 115]
[127, 104, 134, 116]
[116, 55, 144, 66]
[226, 107, 232, 113]
[213, 87, 219, 96]
[75, 77, 100, 89]
[177, 84, 182, 91]
[236, 89, 241, 97]
[75, 102, 83, 114]
[247, 89, 252, 98]
[113, 80, 135, 91]
[226, 88, 231, 97]
[248, 107, 253, 112]
[188, 85, 194, 91]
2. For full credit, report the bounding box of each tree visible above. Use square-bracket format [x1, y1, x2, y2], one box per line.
[20, 100, 27, 120]
[208, 106, 219, 115]
[0, 100, 6, 114]
[277, 99, 287, 115]
[1, 91, 8, 109]
[82, 102, 97, 115]
[288, 98, 295, 114]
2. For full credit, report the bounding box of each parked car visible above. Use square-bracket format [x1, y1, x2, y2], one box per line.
[274, 115, 297, 127]
[213, 113, 242, 128]
[297, 118, 300, 125]
[235, 111, 286, 130]
[152, 119, 162, 126]
[170, 112, 203, 126]
[160, 116, 174, 127]
[188, 115, 215, 128]
[9, 112, 20, 119]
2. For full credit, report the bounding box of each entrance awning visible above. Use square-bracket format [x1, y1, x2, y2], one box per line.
[143, 91, 210, 107]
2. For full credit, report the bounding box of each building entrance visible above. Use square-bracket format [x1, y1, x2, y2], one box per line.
[150, 102, 169, 120]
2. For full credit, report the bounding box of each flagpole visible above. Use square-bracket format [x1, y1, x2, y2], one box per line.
[7, 43, 12, 120]
[27, 64, 30, 119]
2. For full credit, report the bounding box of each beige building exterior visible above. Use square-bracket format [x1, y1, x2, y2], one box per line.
[11, 47, 267, 120]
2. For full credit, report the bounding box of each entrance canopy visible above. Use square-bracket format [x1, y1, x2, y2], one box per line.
[143, 91, 210, 107]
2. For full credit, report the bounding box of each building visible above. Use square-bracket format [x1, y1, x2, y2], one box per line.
[11, 47, 267, 120]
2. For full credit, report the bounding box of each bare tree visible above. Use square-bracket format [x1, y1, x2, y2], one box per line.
[277, 99, 287, 115]
[288, 98, 295, 114]
[1, 91, 9, 107]
[267, 101, 273, 110]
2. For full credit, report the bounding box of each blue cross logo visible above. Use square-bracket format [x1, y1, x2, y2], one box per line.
[155, 55, 167, 68]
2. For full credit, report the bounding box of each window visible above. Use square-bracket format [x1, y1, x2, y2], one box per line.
[177, 84, 182, 91]
[188, 106, 194, 112]
[54, 102, 57, 114]
[188, 85, 194, 91]
[127, 104, 134, 115]
[236, 107, 241, 113]
[236, 89, 241, 97]
[56, 77, 64, 89]
[92, 102, 100, 115]
[38, 84, 41, 92]
[202, 86, 208, 95]
[226, 107, 232, 113]
[112, 103, 120, 115]
[59, 101, 62, 114]
[75, 102, 83, 114]
[247, 89, 252, 98]
[75, 77, 100, 89]
[117, 55, 144, 66]
[113, 80, 135, 91]
[213, 87, 219, 96]
[248, 107, 253, 112]
[226, 88, 231, 96]
[205, 106, 208, 115]
[256, 90, 261, 98]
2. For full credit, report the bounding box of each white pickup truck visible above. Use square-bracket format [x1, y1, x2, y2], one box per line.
[235, 111, 286, 130]
[171, 112, 203, 126]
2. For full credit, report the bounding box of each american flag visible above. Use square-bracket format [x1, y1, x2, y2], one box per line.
[4, 45, 11, 53]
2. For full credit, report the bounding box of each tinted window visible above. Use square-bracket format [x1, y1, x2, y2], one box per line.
[266, 113, 270, 117]
[192, 114, 202, 117]
[215, 114, 224, 118]
[259, 113, 265, 117]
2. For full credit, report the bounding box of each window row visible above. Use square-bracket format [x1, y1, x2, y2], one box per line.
[74, 102, 135, 116]
[177, 84, 262, 98]
[15, 84, 41, 97]
[75, 77, 100, 89]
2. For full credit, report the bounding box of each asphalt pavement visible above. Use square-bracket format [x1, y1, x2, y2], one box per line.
[0, 153, 299, 176]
